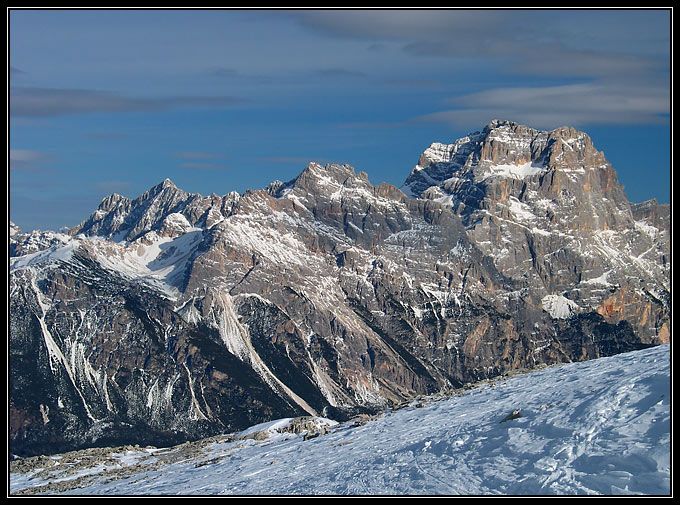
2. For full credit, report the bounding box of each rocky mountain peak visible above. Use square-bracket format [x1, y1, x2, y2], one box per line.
[160, 177, 177, 188]
[399, 120, 668, 329]
[140, 177, 186, 204]
[402, 121, 625, 219]
[10, 220, 21, 237]
[288, 162, 369, 195]
[69, 178, 200, 242]
[96, 192, 131, 212]
[9, 121, 669, 457]
[405, 121, 612, 196]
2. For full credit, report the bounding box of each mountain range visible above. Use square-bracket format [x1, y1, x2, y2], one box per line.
[9, 120, 670, 457]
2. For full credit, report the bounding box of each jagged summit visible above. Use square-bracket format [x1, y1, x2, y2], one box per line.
[265, 162, 372, 197]
[401, 120, 611, 200]
[10, 220, 21, 236]
[10, 121, 670, 457]
[399, 122, 669, 315]
[69, 176, 236, 242]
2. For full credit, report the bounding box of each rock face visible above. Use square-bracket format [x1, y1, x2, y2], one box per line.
[402, 120, 670, 342]
[9, 120, 670, 456]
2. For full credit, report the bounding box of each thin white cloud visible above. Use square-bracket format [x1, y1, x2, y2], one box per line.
[293, 9, 670, 103]
[87, 132, 130, 140]
[207, 66, 274, 84]
[9, 149, 55, 171]
[295, 10, 505, 42]
[179, 162, 231, 171]
[413, 82, 670, 130]
[10, 87, 245, 117]
[173, 152, 223, 159]
[285, 9, 671, 135]
[315, 68, 367, 78]
[94, 180, 132, 194]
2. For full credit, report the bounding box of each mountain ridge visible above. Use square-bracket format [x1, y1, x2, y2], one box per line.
[9, 120, 670, 457]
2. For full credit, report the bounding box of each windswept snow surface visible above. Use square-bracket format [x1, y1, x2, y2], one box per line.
[11, 345, 671, 496]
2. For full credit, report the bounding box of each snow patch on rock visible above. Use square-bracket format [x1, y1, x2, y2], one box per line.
[542, 294, 580, 319]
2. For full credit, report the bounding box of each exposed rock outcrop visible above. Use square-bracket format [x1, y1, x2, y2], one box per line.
[9, 121, 669, 456]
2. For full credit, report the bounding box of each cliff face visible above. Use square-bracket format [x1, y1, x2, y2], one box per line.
[10, 121, 669, 456]
[402, 120, 669, 341]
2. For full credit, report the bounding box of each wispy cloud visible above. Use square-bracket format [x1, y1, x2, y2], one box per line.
[209, 67, 240, 78]
[337, 120, 407, 130]
[294, 10, 669, 78]
[254, 156, 315, 164]
[175, 152, 227, 169]
[179, 162, 231, 171]
[292, 9, 670, 130]
[87, 132, 130, 140]
[507, 44, 668, 79]
[315, 68, 366, 78]
[294, 9, 484, 42]
[207, 66, 273, 84]
[94, 180, 132, 194]
[253, 156, 344, 165]
[253, 156, 347, 166]
[173, 151, 223, 159]
[382, 78, 446, 88]
[10, 87, 245, 117]
[413, 82, 670, 130]
[9, 149, 55, 172]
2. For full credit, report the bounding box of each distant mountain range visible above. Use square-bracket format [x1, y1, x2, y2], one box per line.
[10, 120, 670, 457]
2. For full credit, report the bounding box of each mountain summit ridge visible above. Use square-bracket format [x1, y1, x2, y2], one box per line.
[10, 121, 670, 456]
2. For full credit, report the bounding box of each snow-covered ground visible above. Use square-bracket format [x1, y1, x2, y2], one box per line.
[10, 344, 671, 496]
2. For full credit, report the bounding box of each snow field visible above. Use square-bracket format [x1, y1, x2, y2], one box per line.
[11, 344, 670, 496]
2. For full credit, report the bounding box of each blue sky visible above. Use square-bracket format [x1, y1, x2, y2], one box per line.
[9, 8, 671, 232]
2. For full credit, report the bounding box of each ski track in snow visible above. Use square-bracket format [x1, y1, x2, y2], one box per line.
[10, 344, 670, 496]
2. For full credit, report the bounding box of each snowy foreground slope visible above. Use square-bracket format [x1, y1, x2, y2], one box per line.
[10, 344, 671, 496]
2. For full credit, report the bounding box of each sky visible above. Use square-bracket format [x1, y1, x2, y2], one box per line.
[8, 8, 672, 232]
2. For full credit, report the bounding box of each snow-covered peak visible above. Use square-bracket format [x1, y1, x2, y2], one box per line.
[70, 178, 195, 242]
[161, 177, 176, 188]
[401, 120, 609, 199]
[10, 221, 21, 237]
[10, 227, 74, 258]
[292, 162, 363, 192]
[139, 178, 186, 203]
[147, 178, 178, 193]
